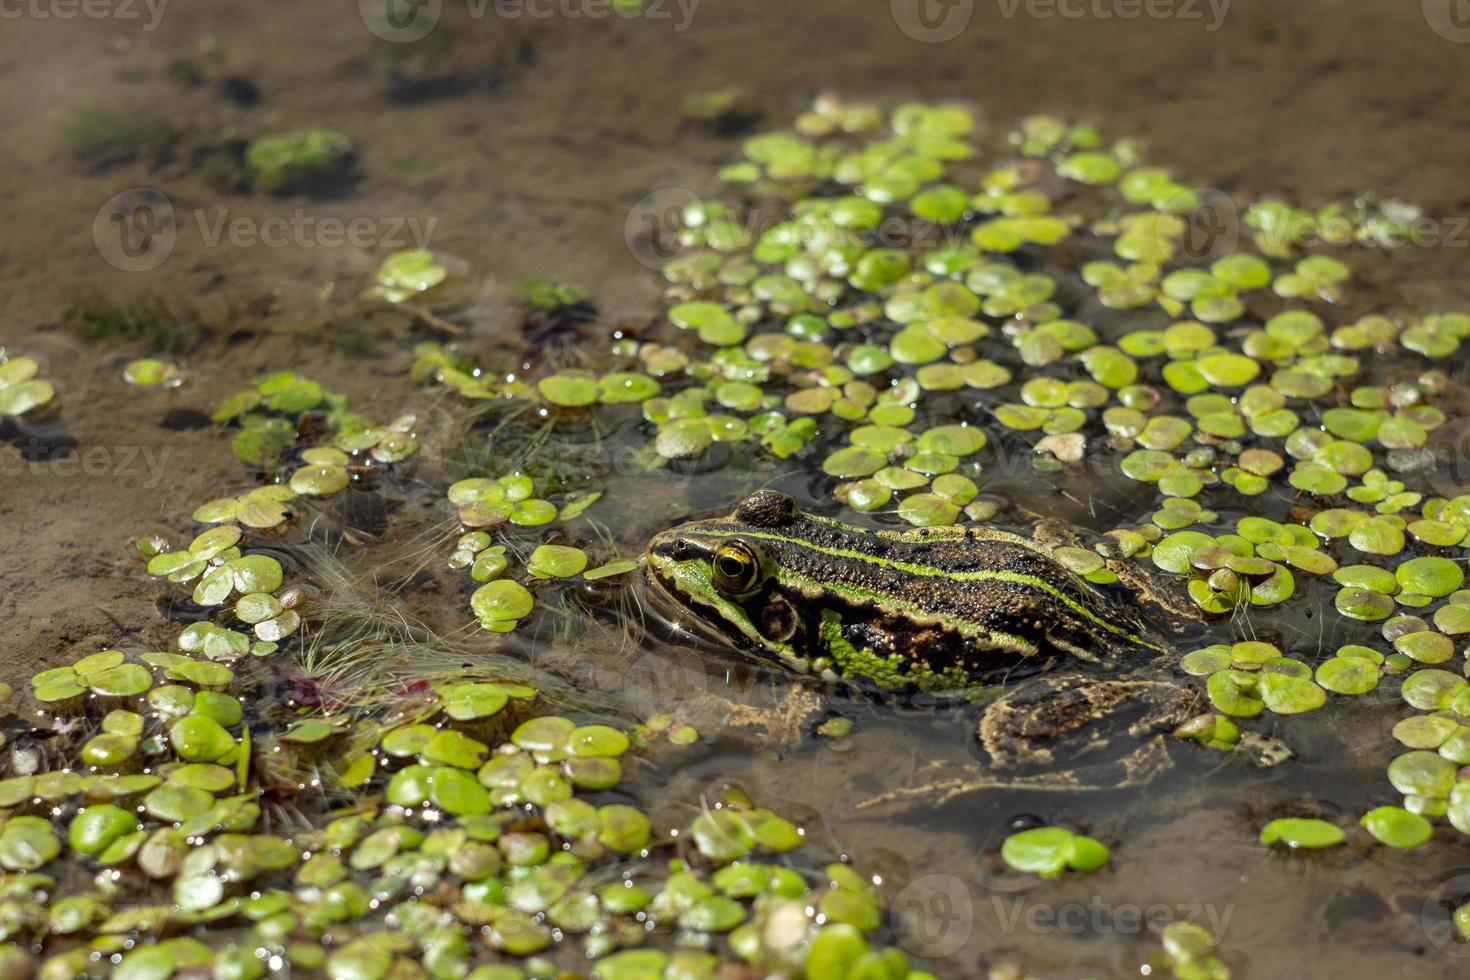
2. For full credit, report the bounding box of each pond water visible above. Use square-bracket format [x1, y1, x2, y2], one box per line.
[3, 2, 1470, 978]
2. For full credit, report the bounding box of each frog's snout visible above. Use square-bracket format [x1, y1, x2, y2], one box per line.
[646, 530, 714, 565]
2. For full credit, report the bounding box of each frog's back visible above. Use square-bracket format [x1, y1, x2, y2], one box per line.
[757, 516, 1133, 654]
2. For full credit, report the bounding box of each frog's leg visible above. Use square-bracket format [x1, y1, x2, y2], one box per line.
[852, 738, 1175, 811]
[719, 683, 823, 754]
[978, 675, 1200, 770]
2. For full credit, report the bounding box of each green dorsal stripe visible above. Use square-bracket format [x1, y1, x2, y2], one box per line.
[686, 527, 1155, 650]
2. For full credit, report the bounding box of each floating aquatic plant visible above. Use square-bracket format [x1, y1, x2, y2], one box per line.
[0, 353, 55, 418]
[1259, 817, 1345, 850]
[518, 277, 589, 313]
[244, 129, 352, 193]
[1150, 921, 1231, 980]
[1000, 825, 1110, 877]
[123, 357, 183, 387]
[367, 248, 449, 304]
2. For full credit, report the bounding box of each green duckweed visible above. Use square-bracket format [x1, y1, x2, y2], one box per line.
[1000, 826, 1110, 877]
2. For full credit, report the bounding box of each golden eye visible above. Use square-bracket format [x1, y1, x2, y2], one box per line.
[711, 540, 765, 598]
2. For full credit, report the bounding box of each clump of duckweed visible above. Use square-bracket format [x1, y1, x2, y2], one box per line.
[413, 342, 529, 401]
[367, 248, 449, 304]
[123, 357, 184, 387]
[681, 86, 756, 133]
[0, 351, 56, 419]
[1000, 825, 1110, 877]
[211, 370, 418, 472]
[244, 129, 353, 194]
[517, 277, 590, 314]
[444, 473, 642, 635]
[449, 474, 559, 530]
[1172, 712, 1241, 753]
[1147, 922, 1231, 980]
[1179, 640, 1328, 718]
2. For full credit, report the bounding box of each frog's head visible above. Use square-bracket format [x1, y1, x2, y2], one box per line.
[645, 490, 812, 669]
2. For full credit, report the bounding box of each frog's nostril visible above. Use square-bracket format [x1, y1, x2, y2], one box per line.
[671, 539, 691, 558]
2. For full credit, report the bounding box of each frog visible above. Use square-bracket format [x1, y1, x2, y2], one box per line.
[644, 489, 1218, 783]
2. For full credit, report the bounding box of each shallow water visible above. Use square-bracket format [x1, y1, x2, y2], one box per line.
[5, 1, 1470, 977]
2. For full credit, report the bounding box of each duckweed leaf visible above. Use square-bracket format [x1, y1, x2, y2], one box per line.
[1360, 806, 1432, 849]
[528, 545, 589, 579]
[1259, 818, 1345, 849]
[1000, 827, 1110, 877]
[471, 580, 534, 627]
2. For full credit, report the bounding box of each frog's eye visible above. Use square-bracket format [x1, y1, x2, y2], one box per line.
[711, 540, 766, 599]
